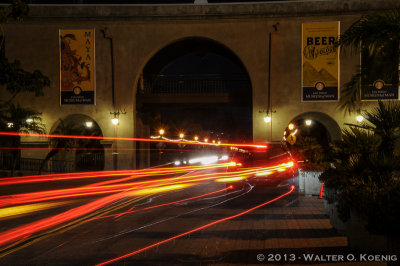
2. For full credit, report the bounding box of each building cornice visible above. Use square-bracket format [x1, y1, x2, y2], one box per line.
[4, 0, 398, 21]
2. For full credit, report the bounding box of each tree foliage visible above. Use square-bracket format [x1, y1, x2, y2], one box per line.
[320, 101, 400, 236]
[0, 0, 50, 175]
[337, 9, 400, 113]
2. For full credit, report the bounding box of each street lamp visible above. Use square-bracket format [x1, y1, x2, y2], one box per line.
[204, 138, 208, 143]
[194, 136, 198, 141]
[288, 123, 295, 130]
[159, 129, 165, 136]
[179, 133, 184, 139]
[264, 116, 271, 123]
[305, 120, 312, 126]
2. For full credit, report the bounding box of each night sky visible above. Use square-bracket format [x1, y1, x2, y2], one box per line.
[0, 0, 290, 4]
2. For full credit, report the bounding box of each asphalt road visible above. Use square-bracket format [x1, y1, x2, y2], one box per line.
[0, 164, 299, 265]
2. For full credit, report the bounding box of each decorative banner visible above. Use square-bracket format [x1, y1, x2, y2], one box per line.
[302, 22, 339, 101]
[361, 48, 399, 100]
[60, 29, 95, 105]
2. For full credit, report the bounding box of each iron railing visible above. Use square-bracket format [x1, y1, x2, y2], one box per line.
[138, 74, 251, 95]
[0, 153, 75, 173]
[0, 152, 104, 174]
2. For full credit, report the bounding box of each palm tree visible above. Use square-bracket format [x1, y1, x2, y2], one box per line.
[38, 118, 94, 174]
[361, 101, 400, 156]
[338, 9, 400, 113]
[0, 103, 45, 175]
[320, 101, 400, 239]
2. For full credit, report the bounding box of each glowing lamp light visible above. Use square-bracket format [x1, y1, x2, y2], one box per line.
[85, 121, 93, 128]
[305, 120, 312, 126]
[212, 140, 216, 144]
[159, 129, 165, 136]
[217, 141, 221, 145]
[264, 116, 271, 123]
[194, 136, 198, 141]
[356, 115, 364, 122]
[7, 123, 13, 128]
[204, 138, 208, 143]
[111, 118, 119, 125]
[288, 123, 295, 130]
[179, 133, 184, 139]
[26, 118, 33, 124]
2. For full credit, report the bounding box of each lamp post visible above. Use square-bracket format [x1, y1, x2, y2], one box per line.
[110, 110, 126, 170]
[266, 22, 279, 142]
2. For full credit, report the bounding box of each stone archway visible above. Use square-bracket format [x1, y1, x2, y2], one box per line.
[289, 112, 341, 142]
[135, 36, 253, 167]
[48, 114, 105, 172]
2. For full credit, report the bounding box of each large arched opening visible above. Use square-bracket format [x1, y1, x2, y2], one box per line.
[136, 37, 253, 167]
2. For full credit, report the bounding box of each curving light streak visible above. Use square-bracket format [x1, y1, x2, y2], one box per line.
[0, 162, 232, 187]
[215, 176, 246, 183]
[0, 158, 296, 254]
[0, 201, 72, 219]
[0, 183, 191, 248]
[0, 132, 267, 148]
[96, 185, 296, 266]
[97, 186, 231, 221]
[0, 161, 293, 209]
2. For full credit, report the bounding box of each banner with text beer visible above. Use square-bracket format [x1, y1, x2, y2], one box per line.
[59, 29, 95, 105]
[302, 22, 339, 101]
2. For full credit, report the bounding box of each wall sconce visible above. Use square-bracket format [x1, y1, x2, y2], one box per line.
[110, 109, 126, 126]
[264, 116, 271, 123]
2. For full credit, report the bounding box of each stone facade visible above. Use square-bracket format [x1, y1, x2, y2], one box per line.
[3, 0, 398, 169]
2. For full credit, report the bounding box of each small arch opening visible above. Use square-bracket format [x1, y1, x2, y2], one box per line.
[47, 114, 105, 172]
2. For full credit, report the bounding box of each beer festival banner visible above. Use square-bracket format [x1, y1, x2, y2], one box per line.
[59, 29, 95, 105]
[302, 22, 339, 102]
[360, 49, 399, 100]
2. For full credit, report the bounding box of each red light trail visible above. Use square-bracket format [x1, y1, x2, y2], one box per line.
[96, 185, 295, 266]
[0, 147, 202, 152]
[0, 165, 247, 207]
[0, 161, 294, 208]
[0, 162, 231, 187]
[0, 184, 231, 249]
[92, 186, 231, 221]
[0, 156, 296, 261]
[0, 131, 267, 148]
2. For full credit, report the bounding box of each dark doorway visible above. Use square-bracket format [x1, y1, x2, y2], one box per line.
[136, 37, 252, 167]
